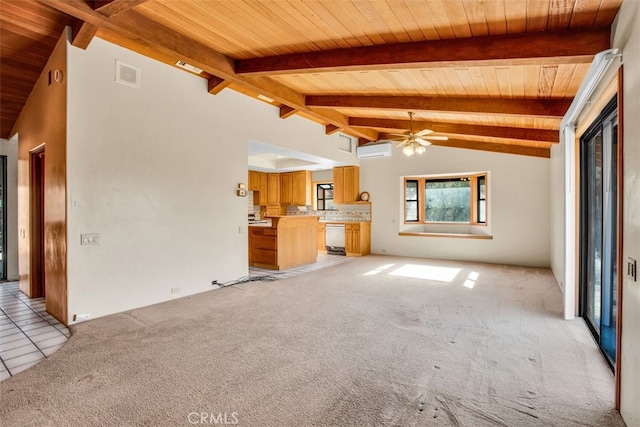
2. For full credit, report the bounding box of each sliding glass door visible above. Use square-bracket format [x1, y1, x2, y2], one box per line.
[580, 97, 618, 366]
[0, 155, 5, 280]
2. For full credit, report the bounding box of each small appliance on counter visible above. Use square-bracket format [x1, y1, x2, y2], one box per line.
[248, 213, 268, 225]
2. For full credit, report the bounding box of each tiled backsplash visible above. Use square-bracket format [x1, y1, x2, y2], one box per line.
[248, 191, 371, 222]
[285, 203, 371, 222]
[248, 191, 258, 214]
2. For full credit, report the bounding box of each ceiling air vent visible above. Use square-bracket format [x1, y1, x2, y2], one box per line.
[115, 60, 140, 89]
[339, 134, 353, 153]
[175, 60, 203, 74]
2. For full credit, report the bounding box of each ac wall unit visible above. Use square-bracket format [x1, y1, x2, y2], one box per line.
[356, 142, 392, 159]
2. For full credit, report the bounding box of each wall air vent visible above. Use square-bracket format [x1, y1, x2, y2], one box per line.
[175, 60, 203, 74]
[115, 60, 140, 89]
[339, 134, 353, 153]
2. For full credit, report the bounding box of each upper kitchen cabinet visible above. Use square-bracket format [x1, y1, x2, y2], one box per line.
[333, 166, 359, 205]
[249, 171, 262, 191]
[280, 172, 293, 205]
[292, 171, 311, 206]
[279, 171, 311, 206]
[249, 171, 268, 205]
[267, 173, 281, 205]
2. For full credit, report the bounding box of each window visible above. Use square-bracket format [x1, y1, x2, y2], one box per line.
[316, 183, 336, 210]
[405, 180, 419, 221]
[477, 176, 486, 224]
[403, 173, 487, 224]
[425, 178, 470, 222]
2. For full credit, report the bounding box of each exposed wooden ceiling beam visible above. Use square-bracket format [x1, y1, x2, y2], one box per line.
[428, 139, 550, 158]
[71, 19, 98, 49]
[36, 0, 378, 141]
[325, 124, 340, 135]
[279, 105, 296, 119]
[207, 75, 229, 95]
[235, 29, 610, 76]
[348, 117, 559, 143]
[91, 0, 150, 17]
[307, 95, 571, 118]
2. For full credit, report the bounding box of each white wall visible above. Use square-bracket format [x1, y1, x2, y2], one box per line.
[613, 1, 640, 424]
[0, 138, 18, 280]
[360, 146, 551, 267]
[549, 142, 565, 290]
[66, 38, 358, 323]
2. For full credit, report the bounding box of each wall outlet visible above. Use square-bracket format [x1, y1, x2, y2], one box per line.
[81, 233, 99, 245]
[73, 313, 90, 321]
[171, 287, 180, 294]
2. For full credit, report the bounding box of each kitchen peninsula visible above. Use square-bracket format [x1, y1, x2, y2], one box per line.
[248, 215, 319, 270]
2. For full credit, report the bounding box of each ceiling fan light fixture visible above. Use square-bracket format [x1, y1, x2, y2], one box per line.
[402, 143, 415, 156]
[415, 144, 427, 155]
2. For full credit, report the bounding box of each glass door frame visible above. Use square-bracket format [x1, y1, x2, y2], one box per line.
[0, 155, 6, 280]
[579, 96, 618, 369]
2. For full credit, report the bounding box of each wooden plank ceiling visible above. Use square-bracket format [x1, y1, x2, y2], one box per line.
[0, 0, 623, 157]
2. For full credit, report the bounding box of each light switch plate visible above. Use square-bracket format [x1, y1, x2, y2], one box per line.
[628, 258, 637, 282]
[81, 233, 99, 245]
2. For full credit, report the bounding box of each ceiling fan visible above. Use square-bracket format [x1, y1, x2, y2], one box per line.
[388, 112, 449, 156]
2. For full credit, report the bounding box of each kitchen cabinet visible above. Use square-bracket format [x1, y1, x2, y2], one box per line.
[267, 173, 280, 205]
[280, 172, 293, 205]
[292, 171, 311, 206]
[249, 227, 277, 265]
[249, 170, 263, 191]
[258, 173, 268, 205]
[333, 166, 359, 205]
[251, 170, 310, 207]
[249, 216, 319, 270]
[345, 222, 371, 257]
[317, 223, 326, 252]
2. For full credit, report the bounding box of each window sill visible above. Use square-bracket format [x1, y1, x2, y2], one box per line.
[398, 231, 493, 240]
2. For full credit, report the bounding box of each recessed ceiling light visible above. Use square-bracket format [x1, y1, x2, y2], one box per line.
[175, 60, 202, 74]
[257, 94, 274, 103]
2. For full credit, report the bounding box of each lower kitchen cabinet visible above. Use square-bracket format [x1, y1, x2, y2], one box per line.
[317, 223, 326, 253]
[249, 227, 277, 266]
[249, 216, 318, 270]
[345, 222, 371, 257]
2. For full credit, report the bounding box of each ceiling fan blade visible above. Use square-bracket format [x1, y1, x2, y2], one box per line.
[388, 132, 409, 138]
[424, 135, 449, 141]
[415, 129, 434, 137]
[395, 140, 407, 148]
[416, 138, 432, 146]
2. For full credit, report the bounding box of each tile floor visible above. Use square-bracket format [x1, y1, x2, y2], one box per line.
[0, 281, 70, 382]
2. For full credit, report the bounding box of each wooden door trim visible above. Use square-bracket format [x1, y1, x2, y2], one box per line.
[29, 145, 45, 298]
[615, 64, 623, 411]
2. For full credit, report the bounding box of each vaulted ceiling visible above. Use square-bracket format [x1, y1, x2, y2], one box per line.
[0, 0, 623, 158]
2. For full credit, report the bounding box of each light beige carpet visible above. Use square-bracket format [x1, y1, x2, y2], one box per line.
[0, 255, 625, 426]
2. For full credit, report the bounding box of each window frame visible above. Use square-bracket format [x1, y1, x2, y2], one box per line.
[315, 181, 336, 211]
[405, 179, 420, 222]
[403, 173, 488, 225]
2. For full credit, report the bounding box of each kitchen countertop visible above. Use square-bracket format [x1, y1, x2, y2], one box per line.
[249, 217, 370, 226]
[319, 220, 371, 224]
[248, 221, 272, 227]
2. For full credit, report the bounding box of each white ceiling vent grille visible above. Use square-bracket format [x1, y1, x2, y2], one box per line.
[115, 60, 140, 89]
[339, 134, 353, 153]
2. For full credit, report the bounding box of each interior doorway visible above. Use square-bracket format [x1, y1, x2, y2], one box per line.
[30, 147, 45, 297]
[579, 96, 618, 368]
